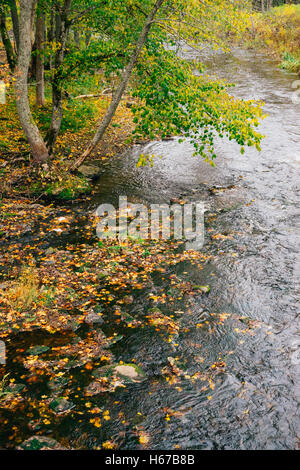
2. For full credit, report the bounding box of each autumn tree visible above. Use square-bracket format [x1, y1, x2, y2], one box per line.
[14, 0, 49, 163]
[74, 0, 165, 167]
[5, 1, 265, 166]
[12, 0, 74, 161]
[75, 0, 263, 167]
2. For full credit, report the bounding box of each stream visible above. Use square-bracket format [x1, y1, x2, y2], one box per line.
[1, 47, 300, 450]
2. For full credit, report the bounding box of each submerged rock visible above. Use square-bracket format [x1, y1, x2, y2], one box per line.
[48, 376, 70, 392]
[49, 397, 75, 414]
[78, 164, 101, 180]
[192, 285, 210, 293]
[18, 436, 67, 450]
[45, 247, 55, 255]
[114, 364, 145, 381]
[26, 345, 50, 355]
[85, 363, 146, 395]
[84, 308, 104, 325]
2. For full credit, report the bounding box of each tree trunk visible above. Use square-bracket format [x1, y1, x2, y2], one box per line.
[74, 29, 80, 48]
[8, 0, 19, 52]
[85, 32, 91, 47]
[0, 5, 16, 71]
[48, 4, 55, 70]
[74, 0, 165, 169]
[15, 0, 49, 164]
[55, 12, 62, 42]
[36, 4, 45, 106]
[46, 0, 72, 154]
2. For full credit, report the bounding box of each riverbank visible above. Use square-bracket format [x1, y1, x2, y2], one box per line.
[245, 4, 300, 74]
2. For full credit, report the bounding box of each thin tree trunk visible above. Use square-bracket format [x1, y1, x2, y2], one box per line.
[250, 16, 256, 39]
[8, 0, 19, 52]
[48, 3, 55, 70]
[85, 32, 91, 47]
[55, 12, 61, 42]
[46, 0, 72, 154]
[0, 5, 16, 71]
[15, 0, 49, 164]
[36, 4, 45, 106]
[73, 0, 165, 169]
[74, 29, 80, 48]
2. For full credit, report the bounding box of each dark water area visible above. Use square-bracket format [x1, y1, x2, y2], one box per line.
[1, 48, 299, 450]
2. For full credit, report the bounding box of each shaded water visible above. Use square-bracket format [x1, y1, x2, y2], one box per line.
[1, 48, 300, 450]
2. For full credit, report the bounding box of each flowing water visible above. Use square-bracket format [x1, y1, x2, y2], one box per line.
[1, 48, 300, 450]
[89, 48, 300, 450]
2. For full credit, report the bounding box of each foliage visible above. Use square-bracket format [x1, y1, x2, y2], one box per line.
[0, 1, 292, 450]
[0, 80, 133, 201]
[247, 4, 300, 72]
[133, 47, 264, 164]
[2, 0, 265, 164]
[61, 100, 98, 133]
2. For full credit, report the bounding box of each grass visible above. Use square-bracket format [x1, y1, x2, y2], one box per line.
[6, 267, 40, 311]
[280, 52, 300, 73]
[2, 266, 59, 313]
[0, 374, 10, 401]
